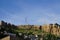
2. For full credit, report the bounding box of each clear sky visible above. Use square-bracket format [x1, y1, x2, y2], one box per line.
[0, 0, 60, 25]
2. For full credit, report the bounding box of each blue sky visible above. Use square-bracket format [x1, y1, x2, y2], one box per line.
[0, 0, 60, 25]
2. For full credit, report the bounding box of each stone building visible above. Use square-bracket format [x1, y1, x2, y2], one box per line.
[42, 23, 60, 37]
[33, 25, 40, 30]
[42, 24, 50, 33]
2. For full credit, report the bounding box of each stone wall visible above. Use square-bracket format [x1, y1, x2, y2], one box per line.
[0, 36, 10, 40]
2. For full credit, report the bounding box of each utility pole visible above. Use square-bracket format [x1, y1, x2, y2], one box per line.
[25, 17, 28, 25]
[25, 17, 29, 33]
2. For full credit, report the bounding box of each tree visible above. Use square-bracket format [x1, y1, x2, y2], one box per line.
[43, 33, 57, 40]
[39, 25, 42, 30]
[7, 23, 12, 33]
